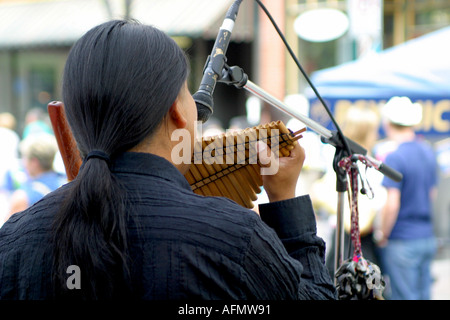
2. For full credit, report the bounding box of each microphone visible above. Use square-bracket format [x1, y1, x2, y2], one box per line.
[193, 0, 243, 123]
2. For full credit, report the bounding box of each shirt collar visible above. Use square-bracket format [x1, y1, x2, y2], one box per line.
[111, 152, 192, 191]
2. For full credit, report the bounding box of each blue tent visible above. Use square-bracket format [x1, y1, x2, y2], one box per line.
[306, 26, 450, 137]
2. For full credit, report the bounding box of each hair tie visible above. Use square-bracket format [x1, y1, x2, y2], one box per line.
[85, 150, 111, 165]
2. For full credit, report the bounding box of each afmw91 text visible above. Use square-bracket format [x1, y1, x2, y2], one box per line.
[178, 304, 270, 317]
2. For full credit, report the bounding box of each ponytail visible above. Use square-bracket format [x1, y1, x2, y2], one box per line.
[52, 156, 129, 299]
[52, 20, 188, 299]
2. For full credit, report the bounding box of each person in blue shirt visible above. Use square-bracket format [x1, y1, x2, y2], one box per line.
[22, 107, 53, 139]
[6, 133, 66, 220]
[375, 96, 438, 300]
[0, 20, 335, 300]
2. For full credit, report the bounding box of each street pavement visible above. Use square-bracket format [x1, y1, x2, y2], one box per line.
[431, 247, 450, 300]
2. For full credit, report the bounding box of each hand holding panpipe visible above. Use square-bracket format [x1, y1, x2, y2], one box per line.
[47, 101, 305, 208]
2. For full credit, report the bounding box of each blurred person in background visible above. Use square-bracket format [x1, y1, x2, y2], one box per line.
[0, 113, 21, 225]
[5, 133, 66, 221]
[22, 107, 53, 139]
[0, 113, 20, 171]
[0, 112, 20, 152]
[375, 96, 438, 300]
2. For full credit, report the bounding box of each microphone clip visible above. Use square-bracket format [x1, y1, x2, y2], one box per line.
[218, 64, 248, 89]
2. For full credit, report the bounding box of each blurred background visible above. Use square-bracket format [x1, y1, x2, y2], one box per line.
[0, 0, 449, 298]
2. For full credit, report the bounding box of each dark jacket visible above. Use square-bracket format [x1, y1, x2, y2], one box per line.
[0, 152, 336, 299]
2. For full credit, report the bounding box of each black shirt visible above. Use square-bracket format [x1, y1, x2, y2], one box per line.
[0, 152, 336, 299]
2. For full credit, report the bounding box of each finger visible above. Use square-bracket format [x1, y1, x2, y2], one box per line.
[285, 141, 306, 164]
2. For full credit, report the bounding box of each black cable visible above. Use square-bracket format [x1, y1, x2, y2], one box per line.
[254, 0, 352, 156]
[255, 0, 357, 264]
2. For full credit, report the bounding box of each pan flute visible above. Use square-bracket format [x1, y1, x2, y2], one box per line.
[184, 121, 305, 208]
[47, 102, 305, 208]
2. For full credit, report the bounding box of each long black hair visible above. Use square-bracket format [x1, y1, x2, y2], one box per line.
[52, 20, 188, 299]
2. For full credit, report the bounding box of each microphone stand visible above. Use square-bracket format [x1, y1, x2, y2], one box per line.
[218, 64, 400, 280]
[245, 76, 349, 278]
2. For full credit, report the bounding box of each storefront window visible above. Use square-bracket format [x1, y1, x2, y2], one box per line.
[29, 66, 55, 110]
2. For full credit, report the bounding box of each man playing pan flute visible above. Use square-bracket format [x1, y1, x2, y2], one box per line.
[0, 20, 336, 300]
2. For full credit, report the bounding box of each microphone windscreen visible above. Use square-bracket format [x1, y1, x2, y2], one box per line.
[193, 91, 214, 123]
